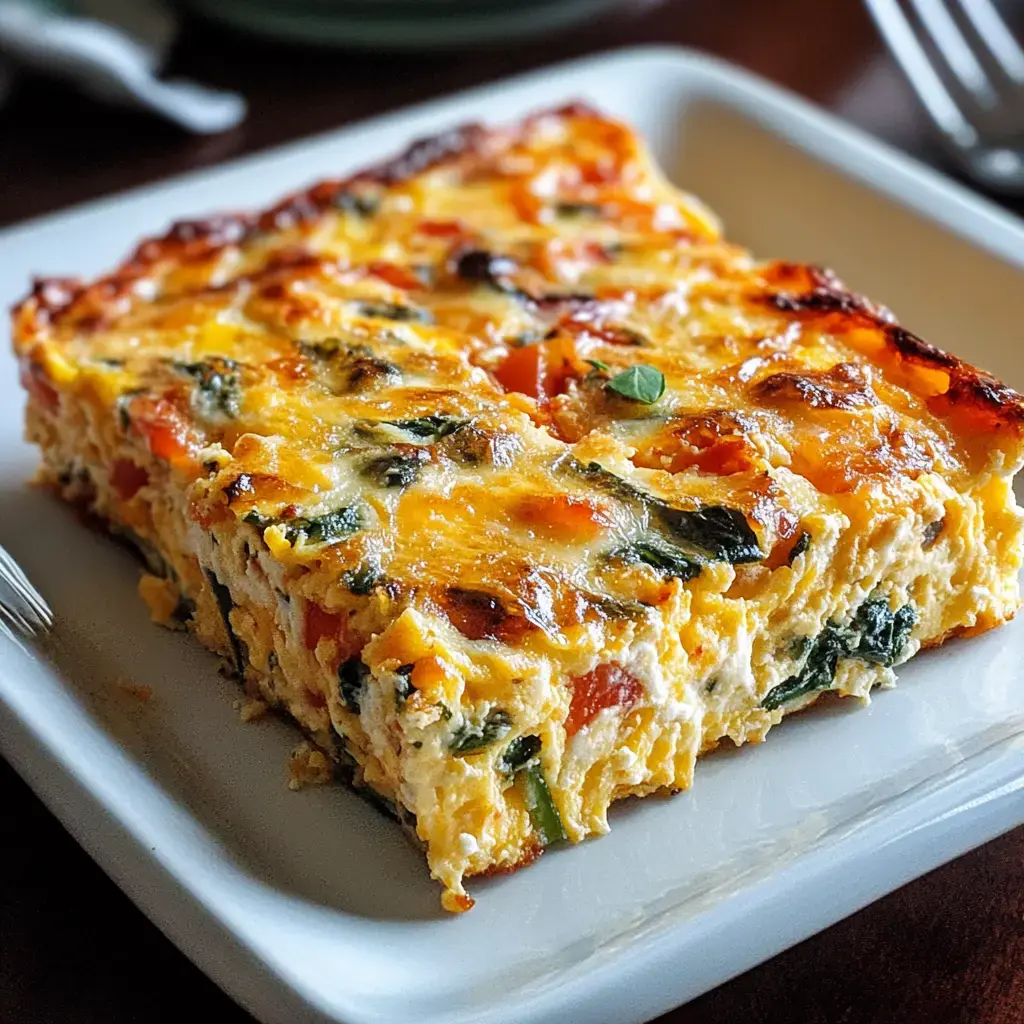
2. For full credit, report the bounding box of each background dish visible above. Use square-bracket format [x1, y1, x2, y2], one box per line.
[1, 46, 1023, 1024]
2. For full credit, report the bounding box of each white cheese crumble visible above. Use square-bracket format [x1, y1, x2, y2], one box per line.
[458, 832, 480, 856]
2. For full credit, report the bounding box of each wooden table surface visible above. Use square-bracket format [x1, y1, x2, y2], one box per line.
[2, 0, 1022, 1021]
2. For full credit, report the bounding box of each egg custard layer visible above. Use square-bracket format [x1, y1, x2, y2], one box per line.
[12, 106, 1024, 911]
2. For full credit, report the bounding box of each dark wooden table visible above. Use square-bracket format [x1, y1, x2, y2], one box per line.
[2, 0, 1022, 1021]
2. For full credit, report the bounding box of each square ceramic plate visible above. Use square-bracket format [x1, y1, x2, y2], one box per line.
[2, 46, 1023, 1024]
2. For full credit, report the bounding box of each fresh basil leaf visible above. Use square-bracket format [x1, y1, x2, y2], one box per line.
[605, 364, 665, 404]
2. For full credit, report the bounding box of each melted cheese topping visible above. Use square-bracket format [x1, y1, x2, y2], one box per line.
[12, 105, 1024, 911]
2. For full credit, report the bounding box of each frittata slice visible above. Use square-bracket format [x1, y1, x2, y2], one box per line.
[12, 104, 1024, 912]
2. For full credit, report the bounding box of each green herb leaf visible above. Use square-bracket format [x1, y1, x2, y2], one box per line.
[611, 538, 703, 582]
[787, 531, 811, 564]
[385, 415, 469, 441]
[362, 449, 428, 489]
[338, 658, 369, 713]
[586, 358, 610, 372]
[499, 735, 542, 776]
[284, 505, 362, 546]
[175, 359, 241, 421]
[342, 562, 383, 595]
[520, 763, 567, 845]
[849, 599, 917, 667]
[334, 191, 379, 217]
[657, 505, 763, 564]
[395, 665, 415, 703]
[761, 622, 850, 711]
[605, 364, 665, 404]
[449, 708, 513, 755]
[355, 301, 434, 324]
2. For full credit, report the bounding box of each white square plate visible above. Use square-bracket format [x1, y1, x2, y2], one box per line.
[2, 46, 1023, 1024]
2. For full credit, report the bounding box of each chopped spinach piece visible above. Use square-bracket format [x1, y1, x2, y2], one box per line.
[243, 510, 272, 529]
[449, 708, 513, 756]
[334, 190, 379, 217]
[611, 538, 703, 582]
[788, 531, 811, 564]
[395, 667, 415, 703]
[554, 201, 605, 217]
[499, 735, 541, 776]
[520, 763, 567, 845]
[922, 518, 944, 550]
[344, 353, 403, 392]
[762, 599, 916, 710]
[657, 505, 763, 564]
[605, 364, 665, 404]
[343, 562, 383, 595]
[338, 658, 369, 713]
[385, 415, 469, 441]
[204, 570, 245, 677]
[175, 359, 241, 420]
[283, 505, 362, 546]
[355, 301, 433, 324]
[116, 389, 146, 432]
[362, 448, 429, 489]
[849, 599, 917, 667]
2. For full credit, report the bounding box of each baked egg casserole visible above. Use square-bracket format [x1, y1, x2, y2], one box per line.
[11, 105, 1024, 912]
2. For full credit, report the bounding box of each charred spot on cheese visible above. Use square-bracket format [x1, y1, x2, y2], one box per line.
[449, 708, 513, 755]
[354, 301, 434, 324]
[174, 358, 241, 421]
[753, 363, 878, 412]
[923, 518, 944, 549]
[224, 473, 254, 505]
[283, 505, 362, 546]
[762, 599, 916, 709]
[441, 587, 512, 641]
[338, 348, 403, 392]
[362, 447, 429, 489]
[453, 249, 518, 290]
[338, 657, 369, 713]
[205, 569, 245, 677]
[437, 424, 521, 467]
[610, 538, 702, 581]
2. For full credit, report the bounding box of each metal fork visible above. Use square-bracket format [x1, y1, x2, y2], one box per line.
[864, 0, 1024, 193]
[0, 542, 53, 648]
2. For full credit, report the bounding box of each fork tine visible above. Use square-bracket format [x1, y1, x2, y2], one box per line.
[864, 0, 980, 146]
[0, 545, 52, 626]
[909, 0, 1000, 105]
[953, 0, 1024, 86]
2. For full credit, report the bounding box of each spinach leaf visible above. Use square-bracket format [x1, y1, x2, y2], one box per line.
[338, 657, 369, 713]
[204, 570, 245, 677]
[449, 708, 513, 755]
[395, 664, 415, 703]
[342, 562, 383, 595]
[849, 599, 917, 667]
[657, 505, 763, 564]
[787, 531, 811, 564]
[334, 191, 379, 217]
[176, 359, 241, 420]
[283, 505, 362, 546]
[762, 599, 916, 710]
[611, 538, 702, 582]
[362, 449, 428, 489]
[499, 735, 542, 776]
[355, 301, 433, 324]
[605, 364, 665, 404]
[385, 415, 469, 441]
[520, 763, 567, 845]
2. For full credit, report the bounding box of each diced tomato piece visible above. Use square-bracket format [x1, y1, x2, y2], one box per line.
[368, 261, 423, 290]
[19, 361, 60, 413]
[494, 335, 579, 403]
[515, 494, 610, 542]
[126, 393, 195, 462]
[110, 459, 149, 501]
[304, 602, 344, 650]
[565, 663, 643, 737]
[417, 219, 466, 238]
